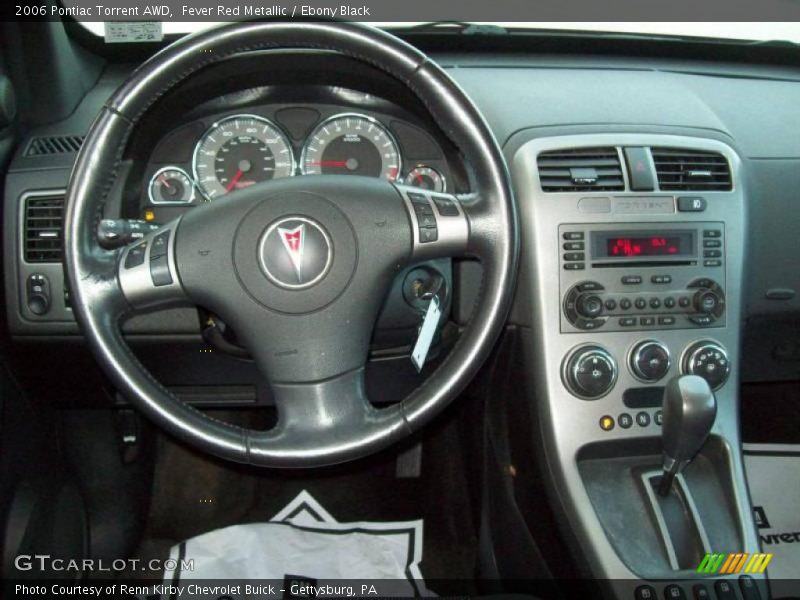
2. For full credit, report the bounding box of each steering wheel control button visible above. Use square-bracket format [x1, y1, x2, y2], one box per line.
[419, 227, 439, 243]
[150, 230, 171, 260]
[618, 413, 633, 429]
[563, 345, 617, 400]
[125, 241, 147, 269]
[683, 341, 730, 390]
[259, 217, 333, 289]
[636, 411, 651, 427]
[630, 340, 671, 382]
[150, 254, 173, 287]
[599, 416, 615, 432]
[432, 196, 459, 216]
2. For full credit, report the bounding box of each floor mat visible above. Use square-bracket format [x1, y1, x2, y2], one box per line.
[743, 444, 800, 598]
[159, 491, 431, 598]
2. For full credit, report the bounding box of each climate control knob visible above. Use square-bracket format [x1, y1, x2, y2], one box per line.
[682, 341, 730, 390]
[630, 340, 671, 382]
[563, 345, 617, 399]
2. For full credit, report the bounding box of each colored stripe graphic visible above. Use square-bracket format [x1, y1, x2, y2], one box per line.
[697, 553, 773, 574]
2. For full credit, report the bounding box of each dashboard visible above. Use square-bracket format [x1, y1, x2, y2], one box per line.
[137, 96, 462, 225]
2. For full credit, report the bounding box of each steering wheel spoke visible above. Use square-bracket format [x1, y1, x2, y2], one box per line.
[248, 368, 407, 466]
[117, 218, 189, 311]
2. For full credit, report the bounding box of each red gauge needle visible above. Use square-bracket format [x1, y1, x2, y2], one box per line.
[311, 161, 348, 167]
[158, 174, 173, 190]
[226, 169, 244, 192]
[414, 171, 424, 185]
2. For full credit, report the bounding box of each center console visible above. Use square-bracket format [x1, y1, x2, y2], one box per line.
[510, 134, 765, 599]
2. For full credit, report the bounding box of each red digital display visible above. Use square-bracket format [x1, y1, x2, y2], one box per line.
[607, 236, 682, 257]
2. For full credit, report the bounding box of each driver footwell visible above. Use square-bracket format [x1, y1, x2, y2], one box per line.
[120, 409, 479, 588]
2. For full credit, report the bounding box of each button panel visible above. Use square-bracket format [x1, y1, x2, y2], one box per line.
[560, 223, 725, 332]
[563, 278, 726, 331]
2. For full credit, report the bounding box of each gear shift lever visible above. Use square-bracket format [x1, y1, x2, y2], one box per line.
[658, 375, 717, 496]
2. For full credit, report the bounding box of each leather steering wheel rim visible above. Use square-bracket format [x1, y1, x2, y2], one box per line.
[64, 21, 518, 468]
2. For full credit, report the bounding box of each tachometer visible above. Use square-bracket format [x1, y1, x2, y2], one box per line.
[404, 165, 446, 193]
[148, 166, 195, 204]
[300, 113, 401, 181]
[193, 114, 295, 200]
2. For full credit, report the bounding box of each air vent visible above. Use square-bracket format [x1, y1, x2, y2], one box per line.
[652, 148, 732, 191]
[537, 147, 624, 192]
[24, 194, 64, 263]
[25, 135, 84, 157]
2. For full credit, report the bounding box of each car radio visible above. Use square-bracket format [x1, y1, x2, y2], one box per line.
[559, 222, 725, 332]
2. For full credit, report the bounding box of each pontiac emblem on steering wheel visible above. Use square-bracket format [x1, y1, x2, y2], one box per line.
[259, 217, 332, 289]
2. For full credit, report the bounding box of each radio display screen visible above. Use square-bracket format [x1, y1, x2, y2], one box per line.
[593, 231, 695, 260]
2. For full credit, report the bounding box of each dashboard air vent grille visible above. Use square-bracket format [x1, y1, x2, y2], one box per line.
[537, 147, 624, 192]
[24, 195, 64, 263]
[25, 135, 84, 156]
[652, 148, 731, 191]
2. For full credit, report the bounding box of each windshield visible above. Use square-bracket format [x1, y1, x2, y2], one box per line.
[77, 22, 800, 43]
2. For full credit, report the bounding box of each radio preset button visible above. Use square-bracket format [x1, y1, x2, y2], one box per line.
[622, 275, 642, 285]
[664, 297, 676, 309]
[679, 297, 691, 308]
[604, 298, 617, 311]
[620, 298, 632, 310]
[634, 298, 647, 310]
[649, 297, 662, 309]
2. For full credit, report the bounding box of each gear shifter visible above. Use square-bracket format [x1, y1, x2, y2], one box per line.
[658, 375, 717, 496]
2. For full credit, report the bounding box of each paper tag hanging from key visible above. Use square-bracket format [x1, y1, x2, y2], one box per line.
[411, 295, 442, 372]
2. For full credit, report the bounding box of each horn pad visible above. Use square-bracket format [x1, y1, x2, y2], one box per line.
[234, 191, 357, 314]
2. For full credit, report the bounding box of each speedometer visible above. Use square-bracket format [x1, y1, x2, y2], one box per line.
[300, 113, 401, 181]
[192, 114, 295, 200]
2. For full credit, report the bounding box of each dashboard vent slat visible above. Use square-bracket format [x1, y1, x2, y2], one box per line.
[537, 147, 624, 192]
[25, 135, 84, 157]
[652, 148, 732, 191]
[24, 195, 64, 263]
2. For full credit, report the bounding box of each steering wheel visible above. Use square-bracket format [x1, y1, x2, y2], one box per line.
[64, 21, 518, 468]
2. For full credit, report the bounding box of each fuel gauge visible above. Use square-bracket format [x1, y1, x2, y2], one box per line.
[405, 166, 446, 193]
[148, 167, 196, 204]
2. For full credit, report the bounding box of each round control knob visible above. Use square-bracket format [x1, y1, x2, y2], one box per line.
[563, 345, 617, 399]
[630, 340, 671, 382]
[682, 341, 730, 390]
[694, 289, 720, 314]
[576, 294, 604, 318]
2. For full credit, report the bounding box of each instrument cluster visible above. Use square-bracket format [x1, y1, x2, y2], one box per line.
[141, 104, 457, 220]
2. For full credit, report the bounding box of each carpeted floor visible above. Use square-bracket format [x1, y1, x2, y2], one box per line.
[130, 409, 478, 584]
